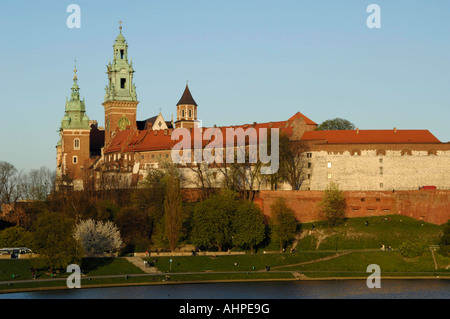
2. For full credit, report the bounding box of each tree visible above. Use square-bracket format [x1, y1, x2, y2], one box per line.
[164, 169, 184, 251]
[30, 212, 83, 273]
[319, 182, 346, 228]
[115, 207, 151, 252]
[0, 161, 22, 206]
[0, 226, 33, 248]
[316, 118, 356, 131]
[232, 201, 266, 254]
[438, 219, 450, 256]
[278, 134, 308, 190]
[21, 167, 55, 201]
[269, 197, 297, 252]
[191, 190, 238, 251]
[73, 219, 123, 255]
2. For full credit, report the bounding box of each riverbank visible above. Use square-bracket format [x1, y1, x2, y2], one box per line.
[1, 271, 449, 295]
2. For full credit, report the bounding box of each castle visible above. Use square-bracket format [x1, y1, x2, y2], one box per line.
[56, 26, 450, 194]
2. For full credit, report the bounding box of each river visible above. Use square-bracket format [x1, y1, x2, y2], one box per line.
[0, 279, 449, 299]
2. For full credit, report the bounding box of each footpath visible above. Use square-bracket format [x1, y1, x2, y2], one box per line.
[126, 256, 159, 273]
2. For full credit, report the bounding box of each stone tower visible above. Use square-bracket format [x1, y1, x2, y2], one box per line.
[103, 23, 139, 146]
[56, 66, 91, 190]
[175, 83, 198, 129]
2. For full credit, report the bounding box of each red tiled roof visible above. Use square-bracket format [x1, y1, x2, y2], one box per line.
[103, 112, 442, 155]
[288, 112, 317, 125]
[104, 120, 294, 154]
[301, 129, 441, 144]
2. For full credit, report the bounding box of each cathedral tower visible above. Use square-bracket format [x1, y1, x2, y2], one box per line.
[103, 23, 139, 146]
[56, 66, 91, 190]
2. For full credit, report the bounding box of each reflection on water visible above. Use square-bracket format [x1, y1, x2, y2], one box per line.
[1, 280, 449, 299]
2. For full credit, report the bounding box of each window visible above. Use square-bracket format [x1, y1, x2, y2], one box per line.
[379, 167, 383, 175]
[380, 183, 384, 188]
[327, 162, 332, 168]
[361, 198, 365, 202]
[121, 78, 126, 89]
[120, 50, 124, 59]
[73, 156, 78, 164]
[307, 162, 312, 168]
[376, 198, 381, 202]
[307, 174, 311, 180]
[379, 158, 383, 163]
[327, 173, 332, 179]
[306, 153, 312, 158]
[165, 153, 169, 158]
[74, 138, 80, 150]
[182, 110, 185, 117]
[189, 109, 192, 117]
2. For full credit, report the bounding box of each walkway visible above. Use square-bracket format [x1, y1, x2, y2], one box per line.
[125, 256, 158, 273]
[271, 251, 351, 269]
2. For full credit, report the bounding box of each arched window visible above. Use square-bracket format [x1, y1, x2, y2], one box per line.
[74, 138, 80, 150]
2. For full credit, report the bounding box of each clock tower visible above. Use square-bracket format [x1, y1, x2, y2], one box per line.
[103, 23, 139, 146]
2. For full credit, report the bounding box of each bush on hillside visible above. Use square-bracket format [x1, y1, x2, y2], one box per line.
[399, 241, 423, 259]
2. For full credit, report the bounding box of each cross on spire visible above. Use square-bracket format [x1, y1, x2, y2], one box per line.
[119, 20, 123, 30]
[73, 58, 78, 80]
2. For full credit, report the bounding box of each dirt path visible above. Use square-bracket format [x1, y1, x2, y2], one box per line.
[271, 252, 351, 270]
[126, 256, 158, 273]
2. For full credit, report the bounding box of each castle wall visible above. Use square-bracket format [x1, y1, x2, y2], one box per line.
[255, 190, 450, 225]
[303, 148, 450, 191]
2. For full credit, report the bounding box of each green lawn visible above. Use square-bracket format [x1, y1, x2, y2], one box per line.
[149, 252, 336, 273]
[81, 258, 145, 276]
[296, 215, 443, 251]
[0, 257, 144, 283]
[281, 251, 450, 276]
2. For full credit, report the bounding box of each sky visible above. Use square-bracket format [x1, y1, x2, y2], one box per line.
[0, 0, 449, 171]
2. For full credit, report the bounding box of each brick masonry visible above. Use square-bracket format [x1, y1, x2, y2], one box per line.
[255, 190, 450, 225]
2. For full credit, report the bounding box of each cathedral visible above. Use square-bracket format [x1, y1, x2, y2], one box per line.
[56, 26, 450, 192]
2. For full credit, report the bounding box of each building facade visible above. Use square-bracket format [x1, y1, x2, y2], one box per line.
[56, 26, 450, 192]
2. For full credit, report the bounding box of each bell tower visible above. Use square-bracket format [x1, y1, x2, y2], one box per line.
[56, 65, 91, 190]
[175, 82, 198, 129]
[103, 22, 139, 146]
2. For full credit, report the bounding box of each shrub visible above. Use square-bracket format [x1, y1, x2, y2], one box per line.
[399, 241, 423, 259]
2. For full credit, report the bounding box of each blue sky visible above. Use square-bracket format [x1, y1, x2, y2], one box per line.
[0, 0, 449, 171]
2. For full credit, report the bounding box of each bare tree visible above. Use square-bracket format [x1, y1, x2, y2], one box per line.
[278, 134, 309, 190]
[21, 167, 55, 201]
[0, 161, 22, 205]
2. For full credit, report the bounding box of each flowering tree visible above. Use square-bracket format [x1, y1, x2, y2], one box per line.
[73, 219, 123, 255]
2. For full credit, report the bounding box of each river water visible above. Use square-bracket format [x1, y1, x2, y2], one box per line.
[0, 280, 449, 299]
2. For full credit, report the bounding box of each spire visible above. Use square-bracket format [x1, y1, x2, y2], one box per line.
[71, 61, 80, 100]
[105, 21, 137, 102]
[115, 20, 126, 44]
[177, 82, 198, 106]
[62, 64, 89, 130]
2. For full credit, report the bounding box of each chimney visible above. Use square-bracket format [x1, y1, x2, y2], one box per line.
[394, 127, 397, 133]
[356, 128, 359, 134]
